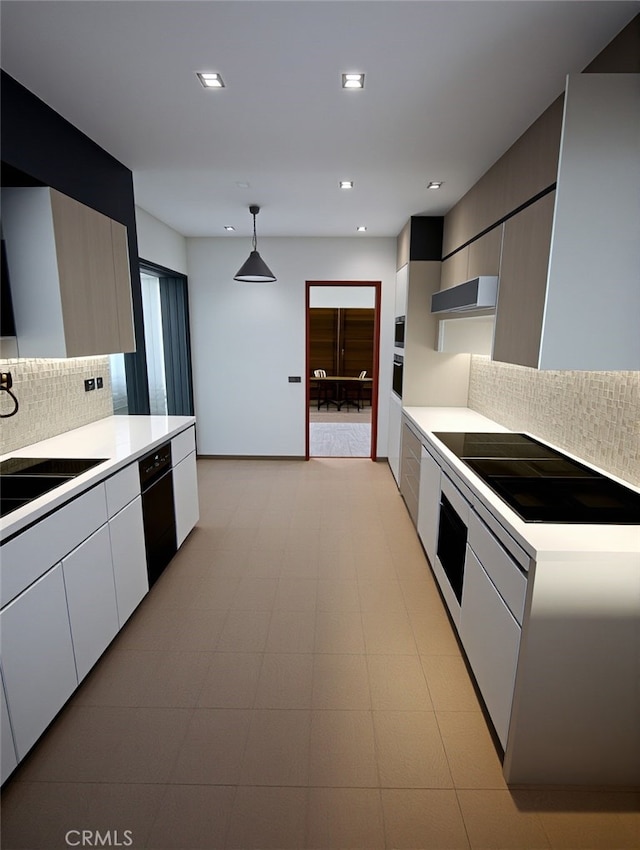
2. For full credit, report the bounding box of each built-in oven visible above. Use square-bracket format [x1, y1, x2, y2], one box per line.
[433, 472, 471, 627]
[392, 354, 404, 399]
[138, 442, 177, 587]
[394, 315, 406, 348]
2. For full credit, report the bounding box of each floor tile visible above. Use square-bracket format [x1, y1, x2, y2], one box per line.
[18, 706, 192, 784]
[421, 655, 482, 711]
[239, 710, 311, 786]
[373, 710, 453, 788]
[308, 710, 378, 787]
[306, 787, 385, 849]
[274, 576, 318, 611]
[316, 578, 360, 611]
[358, 578, 407, 612]
[437, 711, 507, 790]
[146, 784, 236, 849]
[457, 789, 551, 849]
[312, 653, 371, 709]
[170, 709, 251, 785]
[253, 653, 314, 708]
[215, 609, 271, 652]
[367, 654, 433, 710]
[265, 609, 317, 652]
[409, 605, 461, 655]
[0, 781, 165, 850]
[230, 576, 278, 610]
[73, 649, 211, 708]
[520, 789, 640, 850]
[225, 786, 308, 850]
[361, 609, 418, 654]
[314, 611, 366, 654]
[197, 652, 263, 708]
[381, 788, 471, 850]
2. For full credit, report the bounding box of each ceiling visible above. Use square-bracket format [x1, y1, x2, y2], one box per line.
[1, 1, 637, 239]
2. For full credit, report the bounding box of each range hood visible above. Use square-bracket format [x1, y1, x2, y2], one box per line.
[431, 276, 498, 314]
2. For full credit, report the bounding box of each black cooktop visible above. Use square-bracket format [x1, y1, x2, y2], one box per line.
[0, 457, 107, 519]
[432, 432, 640, 524]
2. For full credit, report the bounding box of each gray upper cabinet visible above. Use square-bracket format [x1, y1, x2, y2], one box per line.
[2, 187, 136, 358]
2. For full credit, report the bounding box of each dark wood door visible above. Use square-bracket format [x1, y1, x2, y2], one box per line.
[309, 308, 374, 377]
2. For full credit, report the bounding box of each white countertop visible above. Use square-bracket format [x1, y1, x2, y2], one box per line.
[1, 415, 195, 539]
[403, 406, 640, 562]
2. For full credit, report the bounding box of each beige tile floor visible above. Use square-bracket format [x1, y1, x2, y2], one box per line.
[2, 458, 639, 850]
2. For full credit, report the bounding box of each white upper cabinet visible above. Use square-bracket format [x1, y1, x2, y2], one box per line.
[1, 187, 136, 357]
[537, 74, 640, 370]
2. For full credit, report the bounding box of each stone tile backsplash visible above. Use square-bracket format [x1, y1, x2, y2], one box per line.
[468, 356, 640, 486]
[0, 357, 113, 455]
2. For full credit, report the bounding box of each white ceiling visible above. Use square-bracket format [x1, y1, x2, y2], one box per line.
[1, 1, 637, 239]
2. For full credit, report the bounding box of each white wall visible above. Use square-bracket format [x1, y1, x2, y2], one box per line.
[135, 206, 188, 275]
[187, 237, 396, 456]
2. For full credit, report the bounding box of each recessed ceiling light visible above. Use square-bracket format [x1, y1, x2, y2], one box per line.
[342, 73, 365, 89]
[357, 226, 367, 232]
[340, 181, 354, 189]
[427, 181, 443, 189]
[224, 226, 236, 232]
[197, 72, 225, 89]
[236, 181, 251, 189]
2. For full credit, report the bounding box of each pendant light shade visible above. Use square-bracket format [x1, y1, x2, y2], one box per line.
[234, 205, 276, 283]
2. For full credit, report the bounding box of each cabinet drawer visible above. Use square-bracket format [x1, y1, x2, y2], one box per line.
[0, 484, 108, 608]
[172, 426, 196, 466]
[468, 510, 527, 624]
[460, 548, 521, 749]
[105, 462, 140, 518]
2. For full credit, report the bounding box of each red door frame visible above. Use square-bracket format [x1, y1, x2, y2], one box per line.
[305, 280, 382, 461]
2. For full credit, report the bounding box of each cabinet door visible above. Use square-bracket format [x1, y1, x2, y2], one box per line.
[467, 226, 502, 279]
[460, 548, 521, 749]
[1, 670, 17, 784]
[395, 264, 408, 317]
[417, 446, 441, 566]
[51, 190, 121, 357]
[492, 191, 555, 368]
[440, 247, 468, 290]
[111, 219, 136, 353]
[173, 451, 199, 548]
[62, 525, 119, 682]
[0, 565, 78, 760]
[387, 395, 402, 486]
[109, 497, 148, 626]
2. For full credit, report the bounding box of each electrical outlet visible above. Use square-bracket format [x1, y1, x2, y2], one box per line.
[288, 376, 301, 383]
[84, 378, 96, 392]
[96, 376, 104, 389]
[0, 372, 12, 390]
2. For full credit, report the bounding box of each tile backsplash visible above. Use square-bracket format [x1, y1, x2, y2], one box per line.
[468, 356, 640, 486]
[0, 357, 113, 455]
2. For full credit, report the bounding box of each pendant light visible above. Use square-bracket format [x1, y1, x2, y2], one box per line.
[233, 205, 277, 283]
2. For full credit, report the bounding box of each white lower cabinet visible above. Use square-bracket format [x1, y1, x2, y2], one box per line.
[417, 445, 441, 565]
[460, 547, 521, 749]
[62, 525, 119, 682]
[388, 394, 402, 485]
[173, 450, 199, 547]
[0, 565, 78, 761]
[1, 671, 17, 784]
[109, 496, 148, 626]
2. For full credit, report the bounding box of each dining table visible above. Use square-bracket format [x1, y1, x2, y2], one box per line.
[311, 375, 373, 411]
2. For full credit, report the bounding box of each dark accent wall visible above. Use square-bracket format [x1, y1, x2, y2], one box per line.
[0, 71, 149, 413]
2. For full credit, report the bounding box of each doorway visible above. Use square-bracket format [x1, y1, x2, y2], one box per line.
[305, 281, 381, 460]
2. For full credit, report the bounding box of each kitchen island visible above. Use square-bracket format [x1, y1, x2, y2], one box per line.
[401, 406, 640, 786]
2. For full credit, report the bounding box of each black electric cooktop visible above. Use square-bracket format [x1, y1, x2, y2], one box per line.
[433, 432, 640, 524]
[0, 457, 107, 519]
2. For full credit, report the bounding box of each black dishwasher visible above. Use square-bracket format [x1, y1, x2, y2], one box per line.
[138, 443, 177, 586]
